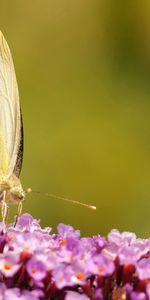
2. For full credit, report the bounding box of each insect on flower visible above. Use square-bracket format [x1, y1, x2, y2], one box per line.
[0, 31, 26, 223]
[0, 31, 95, 223]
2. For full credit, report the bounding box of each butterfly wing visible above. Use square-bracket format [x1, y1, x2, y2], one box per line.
[0, 31, 23, 178]
[13, 112, 23, 177]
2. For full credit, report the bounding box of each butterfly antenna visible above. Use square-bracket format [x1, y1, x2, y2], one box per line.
[29, 190, 96, 210]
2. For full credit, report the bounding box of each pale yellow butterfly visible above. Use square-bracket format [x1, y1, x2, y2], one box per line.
[0, 31, 25, 223]
[0, 31, 96, 223]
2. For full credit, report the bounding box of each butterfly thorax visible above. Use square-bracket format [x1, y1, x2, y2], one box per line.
[0, 174, 25, 204]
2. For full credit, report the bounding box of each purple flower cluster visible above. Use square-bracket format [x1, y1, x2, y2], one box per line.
[0, 215, 150, 299]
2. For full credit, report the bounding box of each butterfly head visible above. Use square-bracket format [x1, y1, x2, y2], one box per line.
[0, 174, 25, 203]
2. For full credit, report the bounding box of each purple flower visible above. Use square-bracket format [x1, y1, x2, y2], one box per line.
[21, 289, 44, 300]
[57, 247, 75, 264]
[57, 223, 80, 240]
[15, 214, 34, 230]
[86, 253, 115, 276]
[108, 229, 137, 246]
[52, 263, 87, 289]
[15, 214, 51, 234]
[136, 258, 150, 280]
[0, 285, 44, 300]
[52, 265, 75, 289]
[26, 256, 47, 281]
[0, 213, 150, 299]
[92, 235, 106, 252]
[3, 288, 20, 300]
[124, 283, 133, 294]
[93, 288, 103, 300]
[130, 292, 147, 300]
[0, 253, 20, 277]
[65, 291, 90, 300]
[0, 283, 7, 300]
[79, 237, 97, 257]
[118, 241, 148, 265]
[8, 232, 40, 254]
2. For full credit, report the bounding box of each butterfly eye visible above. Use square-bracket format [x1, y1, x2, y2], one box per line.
[20, 191, 25, 200]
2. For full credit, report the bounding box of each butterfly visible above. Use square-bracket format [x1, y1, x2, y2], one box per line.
[0, 31, 25, 223]
[0, 31, 96, 222]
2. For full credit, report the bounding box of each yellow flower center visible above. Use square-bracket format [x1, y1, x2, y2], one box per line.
[32, 267, 37, 274]
[4, 264, 12, 270]
[76, 272, 84, 280]
[98, 266, 104, 273]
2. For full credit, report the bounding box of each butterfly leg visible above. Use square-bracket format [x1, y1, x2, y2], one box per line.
[1, 191, 9, 224]
[14, 201, 23, 227]
[17, 201, 23, 216]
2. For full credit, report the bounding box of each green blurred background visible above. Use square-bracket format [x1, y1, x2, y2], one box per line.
[0, 0, 150, 237]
